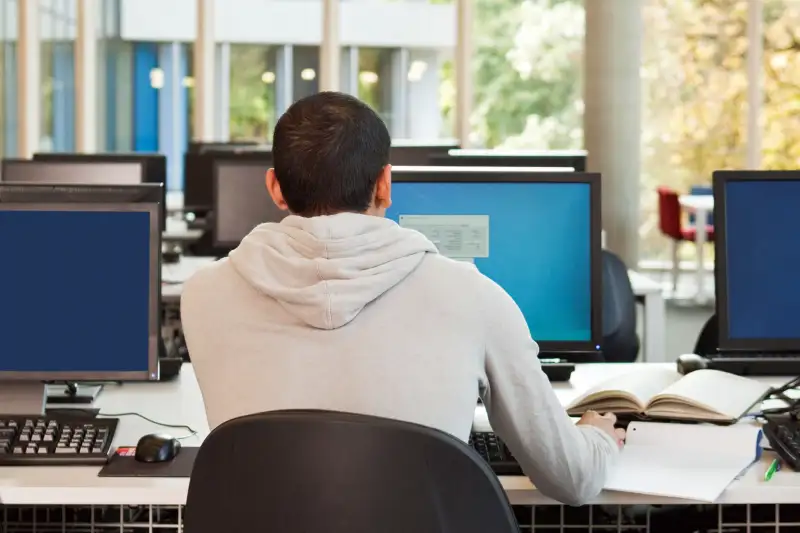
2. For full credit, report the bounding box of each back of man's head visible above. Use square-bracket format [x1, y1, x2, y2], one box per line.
[272, 92, 391, 217]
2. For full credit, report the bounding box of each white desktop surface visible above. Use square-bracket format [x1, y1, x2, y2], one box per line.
[0, 363, 795, 507]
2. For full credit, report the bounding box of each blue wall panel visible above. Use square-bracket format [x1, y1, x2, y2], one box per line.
[133, 43, 159, 152]
[158, 43, 188, 191]
[52, 43, 75, 152]
[105, 45, 118, 151]
[3, 44, 18, 157]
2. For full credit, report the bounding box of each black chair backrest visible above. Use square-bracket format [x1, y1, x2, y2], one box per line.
[185, 410, 518, 533]
[694, 313, 718, 356]
[602, 250, 640, 362]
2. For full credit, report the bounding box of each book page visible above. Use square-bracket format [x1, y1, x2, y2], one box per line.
[566, 366, 681, 412]
[604, 422, 762, 501]
[647, 370, 772, 421]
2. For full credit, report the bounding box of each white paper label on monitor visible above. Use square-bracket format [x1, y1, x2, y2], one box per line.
[399, 215, 489, 258]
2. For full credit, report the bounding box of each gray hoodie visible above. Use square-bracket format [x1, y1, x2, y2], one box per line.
[181, 212, 618, 505]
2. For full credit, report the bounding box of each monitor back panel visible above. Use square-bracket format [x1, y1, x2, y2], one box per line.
[184, 151, 272, 212]
[213, 161, 287, 247]
[714, 171, 800, 352]
[1, 161, 144, 185]
[431, 153, 586, 172]
[390, 144, 459, 166]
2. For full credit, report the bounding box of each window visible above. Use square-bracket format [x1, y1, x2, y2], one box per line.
[762, 1, 800, 170]
[293, 46, 319, 102]
[357, 48, 394, 132]
[39, 0, 76, 153]
[640, 0, 748, 261]
[229, 45, 277, 143]
[0, 0, 14, 158]
[468, 0, 584, 148]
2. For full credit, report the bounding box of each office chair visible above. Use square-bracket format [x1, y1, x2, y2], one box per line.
[602, 250, 640, 362]
[694, 313, 718, 357]
[656, 186, 715, 293]
[184, 410, 518, 533]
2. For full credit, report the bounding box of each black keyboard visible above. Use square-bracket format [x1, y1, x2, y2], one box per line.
[469, 432, 523, 476]
[0, 415, 118, 466]
[764, 418, 800, 471]
[710, 355, 800, 376]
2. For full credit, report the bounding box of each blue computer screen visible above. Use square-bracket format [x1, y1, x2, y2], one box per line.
[387, 181, 592, 342]
[725, 180, 800, 340]
[0, 209, 152, 373]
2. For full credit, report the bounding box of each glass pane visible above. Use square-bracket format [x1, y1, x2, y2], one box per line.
[762, 1, 800, 170]
[469, 0, 585, 148]
[357, 47, 394, 132]
[229, 44, 277, 142]
[293, 45, 319, 102]
[39, 0, 76, 153]
[641, 0, 747, 262]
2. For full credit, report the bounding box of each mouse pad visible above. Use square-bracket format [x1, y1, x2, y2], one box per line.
[98, 446, 199, 478]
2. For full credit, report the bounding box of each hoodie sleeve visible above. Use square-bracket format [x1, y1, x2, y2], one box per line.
[477, 276, 619, 506]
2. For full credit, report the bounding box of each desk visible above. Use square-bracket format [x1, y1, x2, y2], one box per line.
[678, 194, 714, 302]
[628, 271, 665, 363]
[2, 363, 794, 508]
[162, 219, 203, 245]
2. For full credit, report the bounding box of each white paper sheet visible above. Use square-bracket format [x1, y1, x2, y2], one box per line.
[604, 422, 762, 502]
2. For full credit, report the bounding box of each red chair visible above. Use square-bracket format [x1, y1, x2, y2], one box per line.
[657, 186, 715, 292]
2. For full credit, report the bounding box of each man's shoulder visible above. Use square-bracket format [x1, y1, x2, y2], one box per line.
[181, 258, 234, 301]
[416, 254, 495, 290]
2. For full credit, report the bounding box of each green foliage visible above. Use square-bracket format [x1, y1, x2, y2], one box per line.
[449, 0, 800, 259]
[229, 45, 276, 142]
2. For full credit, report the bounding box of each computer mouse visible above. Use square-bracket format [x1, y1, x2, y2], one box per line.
[135, 433, 181, 463]
[676, 353, 708, 375]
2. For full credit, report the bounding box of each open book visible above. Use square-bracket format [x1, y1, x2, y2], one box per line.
[566, 367, 772, 423]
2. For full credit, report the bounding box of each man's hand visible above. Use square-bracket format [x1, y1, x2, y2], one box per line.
[576, 410, 626, 448]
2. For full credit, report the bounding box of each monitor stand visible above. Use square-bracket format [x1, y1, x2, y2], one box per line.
[0, 382, 47, 415]
[46, 383, 103, 405]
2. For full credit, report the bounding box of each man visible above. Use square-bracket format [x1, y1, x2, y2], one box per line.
[181, 92, 622, 505]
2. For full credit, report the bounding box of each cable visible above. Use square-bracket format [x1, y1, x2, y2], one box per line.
[752, 376, 800, 421]
[99, 411, 198, 440]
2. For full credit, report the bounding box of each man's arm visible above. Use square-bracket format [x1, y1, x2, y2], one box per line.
[478, 277, 619, 506]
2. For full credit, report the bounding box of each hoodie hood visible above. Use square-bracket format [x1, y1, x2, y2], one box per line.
[229, 213, 438, 330]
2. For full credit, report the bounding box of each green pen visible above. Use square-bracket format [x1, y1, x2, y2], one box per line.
[764, 458, 782, 482]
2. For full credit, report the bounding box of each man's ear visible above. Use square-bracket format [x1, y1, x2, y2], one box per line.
[374, 164, 392, 210]
[266, 168, 289, 211]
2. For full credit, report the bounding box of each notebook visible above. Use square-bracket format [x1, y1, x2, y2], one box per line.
[566, 367, 771, 423]
[604, 421, 762, 502]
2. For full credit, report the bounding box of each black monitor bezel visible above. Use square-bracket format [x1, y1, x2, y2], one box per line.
[391, 166, 603, 357]
[713, 170, 800, 352]
[0, 183, 162, 381]
[430, 150, 587, 172]
[30, 153, 167, 230]
[211, 158, 277, 250]
[184, 150, 273, 213]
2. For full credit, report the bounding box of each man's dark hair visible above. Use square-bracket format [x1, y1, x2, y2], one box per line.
[272, 92, 391, 216]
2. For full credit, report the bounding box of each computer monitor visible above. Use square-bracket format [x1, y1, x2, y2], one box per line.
[431, 149, 587, 172]
[31, 153, 167, 230]
[187, 141, 263, 154]
[1, 159, 146, 185]
[212, 159, 287, 250]
[184, 150, 273, 214]
[390, 141, 460, 166]
[387, 166, 602, 360]
[714, 170, 800, 352]
[0, 183, 162, 414]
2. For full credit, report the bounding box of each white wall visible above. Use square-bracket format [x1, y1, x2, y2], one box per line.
[120, 0, 455, 48]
